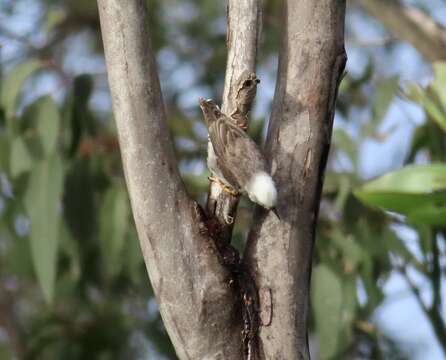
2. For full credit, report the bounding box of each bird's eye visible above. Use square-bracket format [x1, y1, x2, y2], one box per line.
[213, 110, 220, 117]
[244, 80, 252, 87]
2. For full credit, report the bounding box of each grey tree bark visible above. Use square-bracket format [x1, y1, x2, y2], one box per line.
[206, 0, 262, 241]
[98, 0, 346, 359]
[244, 1, 346, 358]
[98, 1, 243, 359]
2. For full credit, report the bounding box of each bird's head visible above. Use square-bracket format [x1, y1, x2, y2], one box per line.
[235, 71, 260, 104]
[240, 72, 260, 89]
[199, 97, 222, 126]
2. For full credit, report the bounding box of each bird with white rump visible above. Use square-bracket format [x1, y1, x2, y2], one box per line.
[199, 97, 279, 218]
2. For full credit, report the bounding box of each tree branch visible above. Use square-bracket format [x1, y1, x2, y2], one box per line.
[244, 1, 347, 358]
[97, 1, 243, 358]
[206, 0, 262, 241]
[358, 0, 446, 62]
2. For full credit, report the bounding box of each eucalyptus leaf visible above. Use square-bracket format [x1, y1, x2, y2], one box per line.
[1, 60, 40, 118]
[372, 75, 399, 123]
[408, 204, 446, 226]
[0, 133, 10, 172]
[331, 231, 364, 271]
[354, 164, 446, 215]
[405, 63, 446, 134]
[413, 84, 446, 133]
[31, 96, 60, 156]
[25, 153, 63, 304]
[2, 222, 34, 278]
[99, 183, 130, 277]
[10, 137, 33, 178]
[312, 264, 343, 359]
[333, 128, 357, 165]
[431, 62, 446, 115]
[360, 256, 384, 309]
[337, 274, 357, 352]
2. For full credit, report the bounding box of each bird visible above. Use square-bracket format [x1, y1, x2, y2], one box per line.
[199, 97, 279, 218]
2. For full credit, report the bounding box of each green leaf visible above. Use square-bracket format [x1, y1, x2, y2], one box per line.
[25, 153, 63, 304]
[334, 175, 352, 212]
[0, 344, 13, 360]
[10, 137, 33, 178]
[168, 115, 196, 139]
[99, 183, 130, 277]
[30, 96, 60, 156]
[2, 222, 34, 278]
[312, 264, 343, 359]
[405, 63, 446, 133]
[1, 60, 40, 118]
[407, 83, 446, 133]
[0, 133, 10, 172]
[431, 62, 446, 114]
[183, 172, 210, 198]
[354, 164, 446, 216]
[63, 159, 97, 242]
[63, 74, 95, 156]
[372, 75, 399, 123]
[333, 128, 357, 165]
[55, 223, 81, 297]
[331, 231, 364, 271]
[406, 123, 429, 162]
[337, 274, 357, 352]
[45, 7, 66, 31]
[360, 255, 384, 308]
[408, 204, 446, 226]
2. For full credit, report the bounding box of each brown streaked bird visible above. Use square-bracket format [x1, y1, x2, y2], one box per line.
[199, 98, 279, 216]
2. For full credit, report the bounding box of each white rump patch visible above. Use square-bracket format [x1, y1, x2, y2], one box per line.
[246, 172, 277, 209]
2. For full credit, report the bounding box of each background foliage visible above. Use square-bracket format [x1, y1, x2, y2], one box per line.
[0, 0, 445, 359]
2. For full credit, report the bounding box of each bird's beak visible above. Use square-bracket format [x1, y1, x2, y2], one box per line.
[198, 97, 206, 109]
[271, 207, 280, 220]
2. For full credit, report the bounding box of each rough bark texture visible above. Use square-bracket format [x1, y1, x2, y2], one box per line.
[97, 1, 243, 359]
[244, 1, 347, 359]
[359, 0, 446, 61]
[206, 0, 262, 242]
[98, 0, 346, 358]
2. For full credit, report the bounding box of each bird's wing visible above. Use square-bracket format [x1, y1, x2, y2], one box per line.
[208, 118, 267, 190]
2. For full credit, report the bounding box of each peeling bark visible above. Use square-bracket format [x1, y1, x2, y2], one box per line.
[244, 1, 347, 359]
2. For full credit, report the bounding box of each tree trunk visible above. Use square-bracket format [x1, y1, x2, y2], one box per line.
[244, 1, 346, 358]
[98, 1, 243, 358]
[97, 0, 346, 359]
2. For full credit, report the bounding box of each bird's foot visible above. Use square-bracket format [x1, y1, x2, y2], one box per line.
[208, 176, 239, 197]
[224, 213, 234, 225]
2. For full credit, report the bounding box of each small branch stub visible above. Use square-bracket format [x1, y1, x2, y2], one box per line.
[200, 70, 262, 360]
[231, 71, 260, 130]
[205, 71, 260, 236]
